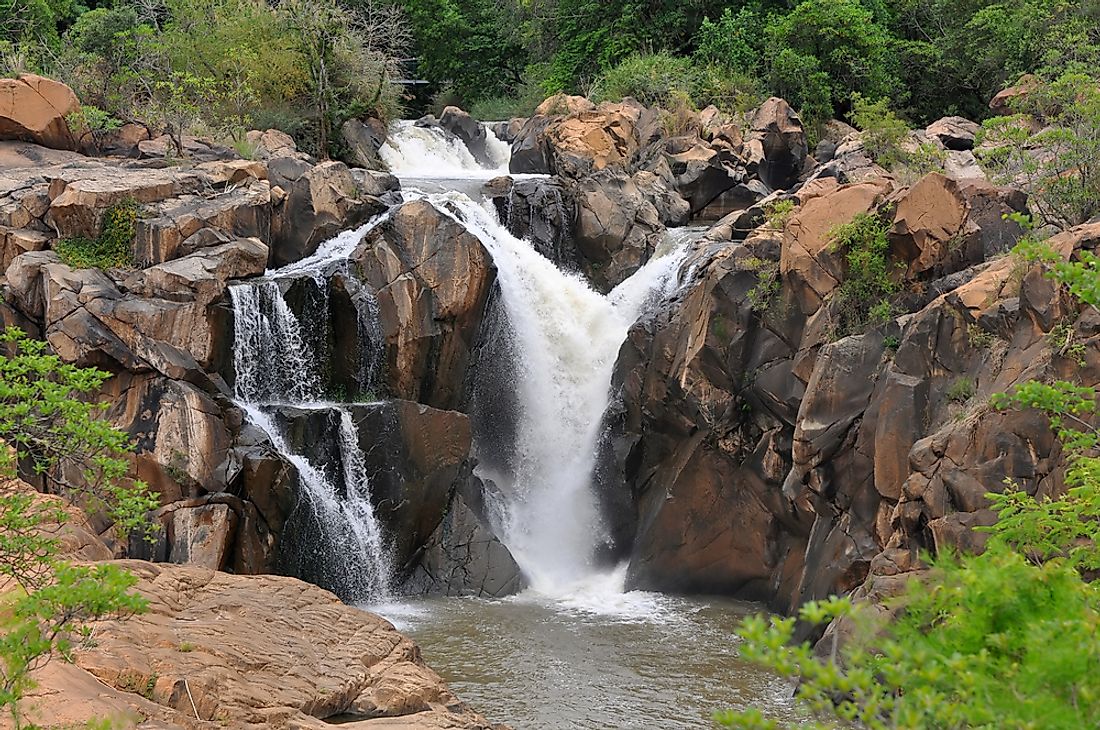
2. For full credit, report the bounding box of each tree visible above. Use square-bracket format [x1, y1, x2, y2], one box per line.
[0, 327, 157, 728]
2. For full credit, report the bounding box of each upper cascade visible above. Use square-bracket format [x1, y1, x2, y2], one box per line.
[380, 120, 510, 178]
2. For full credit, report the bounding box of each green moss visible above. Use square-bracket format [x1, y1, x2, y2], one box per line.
[56, 198, 139, 270]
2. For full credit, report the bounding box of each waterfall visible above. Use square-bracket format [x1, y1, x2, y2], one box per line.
[380, 120, 510, 177]
[423, 192, 689, 592]
[228, 217, 394, 602]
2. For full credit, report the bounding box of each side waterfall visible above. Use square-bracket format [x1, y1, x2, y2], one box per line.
[380, 120, 510, 177]
[228, 218, 394, 602]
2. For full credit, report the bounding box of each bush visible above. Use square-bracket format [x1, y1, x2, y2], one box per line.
[978, 72, 1100, 230]
[592, 51, 695, 109]
[849, 93, 909, 168]
[55, 199, 139, 270]
[828, 212, 901, 338]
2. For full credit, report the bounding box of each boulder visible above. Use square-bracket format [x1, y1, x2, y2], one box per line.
[269, 157, 384, 268]
[780, 179, 893, 314]
[486, 175, 578, 266]
[571, 169, 665, 291]
[341, 116, 388, 168]
[663, 137, 745, 217]
[163, 500, 237, 569]
[0, 74, 79, 151]
[439, 106, 493, 167]
[19, 561, 495, 729]
[544, 103, 641, 179]
[990, 74, 1038, 115]
[746, 97, 808, 190]
[926, 116, 980, 151]
[535, 93, 594, 116]
[245, 127, 310, 161]
[353, 199, 496, 409]
[509, 115, 554, 174]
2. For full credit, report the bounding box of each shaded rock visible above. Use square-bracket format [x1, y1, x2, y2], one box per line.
[486, 175, 577, 267]
[664, 137, 745, 217]
[508, 115, 554, 174]
[353, 199, 496, 410]
[269, 158, 384, 268]
[0, 139, 83, 167]
[341, 117, 388, 168]
[990, 74, 1038, 115]
[746, 97, 808, 190]
[926, 116, 980, 151]
[0, 74, 79, 151]
[352, 167, 400, 198]
[163, 500, 237, 569]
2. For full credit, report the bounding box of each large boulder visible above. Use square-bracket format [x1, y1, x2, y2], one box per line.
[0, 74, 80, 151]
[439, 106, 494, 168]
[571, 169, 666, 291]
[352, 199, 496, 410]
[485, 175, 577, 267]
[545, 102, 643, 180]
[269, 158, 385, 268]
[745, 97, 808, 190]
[19, 561, 495, 729]
[341, 117, 388, 168]
[926, 116, 980, 151]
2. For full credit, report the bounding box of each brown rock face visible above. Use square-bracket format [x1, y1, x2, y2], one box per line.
[571, 169, 665, 291]
[604, 168, 1098, 613]
[18, 561, 497, 729]
[0, 74, 80, 151]
[354, 199, 496, 410]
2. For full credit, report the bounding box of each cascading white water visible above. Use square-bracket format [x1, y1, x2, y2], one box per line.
[228, 216, 394, 601]
[423, 191, 689, 593]
[380, 120, 510, 177]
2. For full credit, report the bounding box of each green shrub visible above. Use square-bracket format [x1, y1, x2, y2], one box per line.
[592, 51, 695, 109]
[828, 212, 901, 338]
[744, 257, 781, 314]
[946, 377, 975, 403]
[765, 199, 796, 230]
[849, 93, 909, 168]
[56, 199, 139, 270]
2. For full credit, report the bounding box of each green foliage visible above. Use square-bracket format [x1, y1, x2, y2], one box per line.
[764, 199, 795, 230]
[0, 327, 156, 726]
[828, 213, 901, 338]
[744, 257, 781, 315]
[719, 548, 1100, 730]
[979, 72, 1100, 230]
[849, 94, 909, 168]
[592, 52, 694, 109]
[946, 376, 975, 404]
[967, 323, 997, 349]
[55, 199, 139, 271]
[765, 0, 899, 123]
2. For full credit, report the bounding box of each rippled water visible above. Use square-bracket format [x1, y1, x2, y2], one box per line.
[371, 574, 798, 730]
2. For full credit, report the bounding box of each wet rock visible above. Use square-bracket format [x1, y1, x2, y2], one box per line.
[269, 157, 384, 268]
[508, 115, 554, 174]
[0, 74, 80, 151]
[439, 106, 493, 168]
[485, 175, 577, 267]
[401, 482, 524, 598]
[353, 199, 496, 410]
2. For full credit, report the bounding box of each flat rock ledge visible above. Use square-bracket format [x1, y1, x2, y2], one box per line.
[16, 561, 502, 729]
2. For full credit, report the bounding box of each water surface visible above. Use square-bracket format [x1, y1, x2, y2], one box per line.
[374, 578, 797, 729]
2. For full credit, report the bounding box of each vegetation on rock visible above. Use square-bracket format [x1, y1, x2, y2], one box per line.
[55, 197, 139, 270]
[720, 237, 1100, 729]
[0, 327, 156, 727]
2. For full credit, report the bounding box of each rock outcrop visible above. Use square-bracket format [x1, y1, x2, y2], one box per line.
[354, 199, 496, 410]
[19, 561, 499, 729]
[0, 74, 80, 151]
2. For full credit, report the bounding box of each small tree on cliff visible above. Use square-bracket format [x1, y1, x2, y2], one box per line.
[0, 327, 157, 728]
[718, 240, 1100, 728]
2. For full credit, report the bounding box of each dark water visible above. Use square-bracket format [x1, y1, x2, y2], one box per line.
[371, 574, 798, 730]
